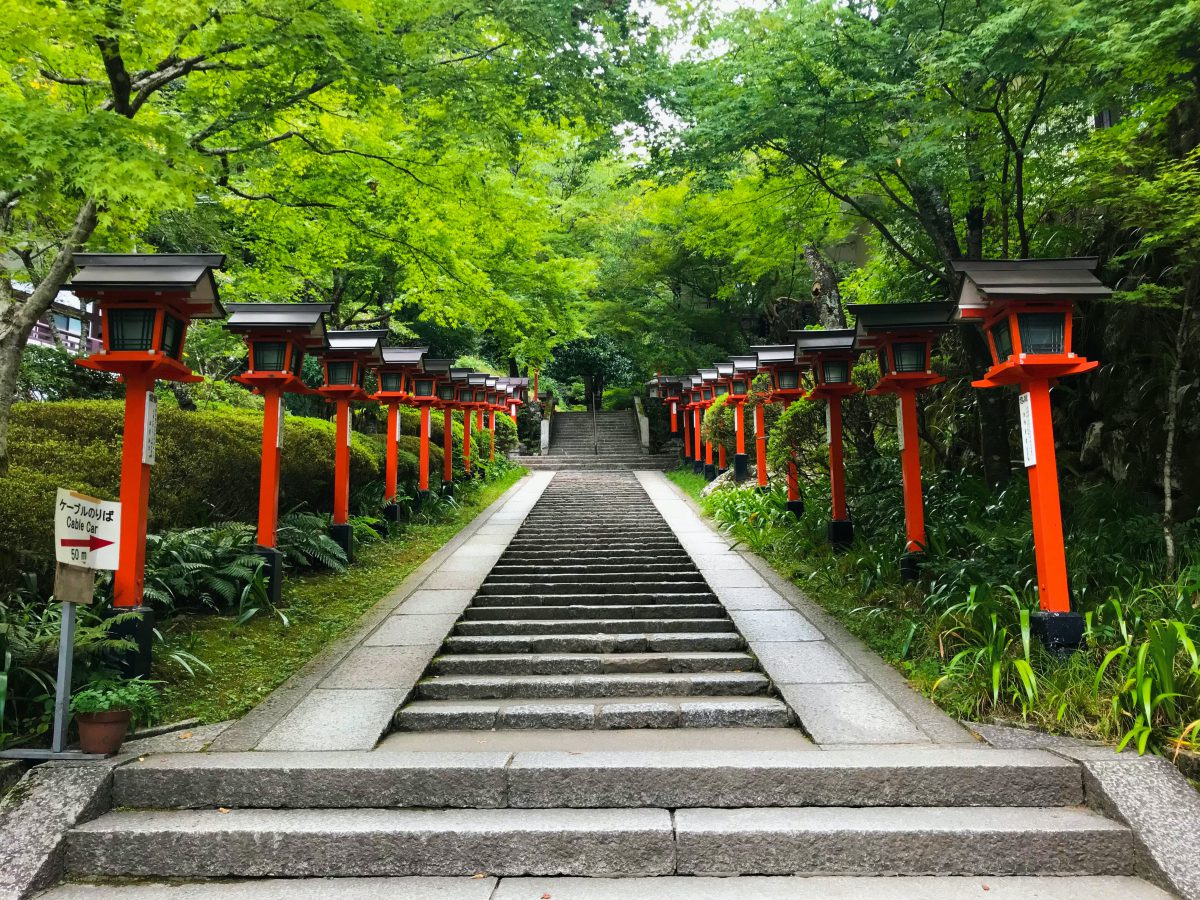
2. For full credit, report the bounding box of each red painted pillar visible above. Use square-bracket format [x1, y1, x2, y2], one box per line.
[1024, 381, 1071, 613]
[489, 412, 497, 462]
[443, 408, 454, 485]
[113, 372, 153, 607]
[718, 444, 727, 471]
[693, 408, 702, 466]
[754, 403, 768, 489]
[463, 408, 473, 474]
[782, 399, 802, 511]
[385, 402, 399, 504]
[897, 388, 926, 554]
[669, 400, 678, 433]
[333, 399, 351, 526]
[735, 402, 746, 455]
[475, 409, 483, 432]
[681, 405, 690, 463]
[418, 405, 430, 493]
[256, 386, 285, 547]
[828, 398, 848, 523]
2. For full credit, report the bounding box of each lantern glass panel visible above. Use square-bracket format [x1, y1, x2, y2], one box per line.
[474, 389, 486, 402]
[778, 369, 800, 390]
[876, 346, 890, 375]
[108, 308, 157, 352]
[380, 372, 403, 392]
[714, 383, 728, 397]
[823, 360, 849, 384]
[438, 384, 455, 401]
[702, 387, 713, 401]
[161, 314, 185, 359]
[992, 317, 1013, 362]
[732, 379, 748, 395]
[291, 348, 305, 375]
[1018, 312, 1066, 355]
[253, 341, 288, 371]
[414, 378, 434, 397]
[327, 361, 355, 385]
[893, 341, 927, 373]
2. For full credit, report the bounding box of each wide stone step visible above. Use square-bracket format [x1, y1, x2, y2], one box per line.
[430, 651, 756, 675]
[454, 618, 736, 636]
[470, 594, 717, 609]
[462, 603, 724, 621]
[477, 581, 713, 596]
[673, 806, 1132, 876]
[496, 554, 693, 565]
[486, 568, 705, 580]
[32, 876, 1180, 899]
[66, 808, 675, 878]
[442, 633, 746, 654]
[395, 696, 793, 730]
[416, 671, 770, 701]
[110, 747, 1085, 810]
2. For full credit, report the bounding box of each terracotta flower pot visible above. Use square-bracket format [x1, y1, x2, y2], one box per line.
[76, 709, 132, 755]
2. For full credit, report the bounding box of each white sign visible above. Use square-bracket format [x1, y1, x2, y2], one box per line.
[276, 396, 284, 449]
[1019, 391, 1037, 468]
[896, 397, 905, 451]
[825, 404, 832, 446]
[142, 392, 157, 465]
[395, 409, 402, 441]
[54, 488, 121, 569]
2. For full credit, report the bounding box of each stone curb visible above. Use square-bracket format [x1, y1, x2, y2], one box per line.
[644, 472, 973, 746]
[209, 471, 545, 752]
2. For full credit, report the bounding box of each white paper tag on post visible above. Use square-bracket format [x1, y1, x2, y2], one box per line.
[276, 396, 284, 449]
[395, 410, 402, 441]
[896, 397, 905, 452]
[142, 392, 157, 465]
[1019, 391, 1037, 467]
[54, 488, 121, 570]
[825, 404, 832, 446]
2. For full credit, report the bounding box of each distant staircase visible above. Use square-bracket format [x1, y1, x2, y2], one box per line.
[517, 409, 678, 470]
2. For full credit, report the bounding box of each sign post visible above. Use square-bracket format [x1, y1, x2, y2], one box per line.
[1, 491, 120, 760]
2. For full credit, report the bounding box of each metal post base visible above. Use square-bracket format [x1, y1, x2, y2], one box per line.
[383, 504, 401, 523]
[899, 551, 925, 582]
[107, 605, 155, 679]
[255, 546, 284, 607]
[329, 524, 354, 563]
[416, 489, 430, 510]
[704, 464, 716, 481]
[733, 453, 749, 483]
[785, 499, 805, 520]
[692, 460, 704, 475]
[1032, 610, 1084, 657]
[442, 480, 455, 498]
[828, 519, 854, 549]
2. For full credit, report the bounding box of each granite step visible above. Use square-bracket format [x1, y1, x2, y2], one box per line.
[109, 748, 1084, 810]
[395, 696, 793, 730]
[461, 603, 724, 621]
[429, 651, 757, 675]
[415, 671, 771, 700]
[441, 632, 747, 654]
[453, 617, 736, 636]
[477, 580, 713, 596]
[470, 594, 718, 609]
[485, 569, 706, 581]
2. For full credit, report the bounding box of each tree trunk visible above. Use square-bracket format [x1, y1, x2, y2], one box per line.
[803, 245, 845, 328]
[0, 199, 97, 474]
[1161, 272, 1197, 574]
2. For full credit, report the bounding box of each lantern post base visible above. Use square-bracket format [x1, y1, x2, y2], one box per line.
[899, 551, 925, 582]
[704, 463, 717, 481]
[442, 480, 455, 498]
[733, 453, 749, 483]
[107, 605, 155, 680]
[329, 524, 355, 563]
[416, 489, 430, 509]
[383, 504, 401, 524]
[784, 499, 805, 520]
[692, 460, 704, 475]
[828, 519, 854, 549]
[1031, 610, 1084, 657]
[255, 546, 284, 607]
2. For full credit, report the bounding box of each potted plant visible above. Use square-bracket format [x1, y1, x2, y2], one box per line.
[71, 679, 160, 755]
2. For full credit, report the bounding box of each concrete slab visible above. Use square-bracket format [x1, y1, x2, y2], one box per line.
[365, 613, 460, 646]
[750, 640, 864, 684]
[718, 588, 793, 610]
[701, 569, 771, 589]
[39, 878, 499, 899]
[255, 689, 404, 751]
[781, 683, 928, 745]
[727, 609, 823, 642]
[420, 570, 492, 590]
[320, 644, 439, 690]
[401, 589, 476, 613]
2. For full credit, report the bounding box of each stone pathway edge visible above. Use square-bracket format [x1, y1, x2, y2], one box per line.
[209, 471, 554, 752]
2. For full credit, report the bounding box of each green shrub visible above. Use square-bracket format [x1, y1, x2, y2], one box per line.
[16, 345, 123, 402]
[71, 678, 160, 724]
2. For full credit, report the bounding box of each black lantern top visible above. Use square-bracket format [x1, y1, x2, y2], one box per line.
[372, 345, 429, 401]
[792, 328, 859, 396]
[729, 355, 757, 399]
[751, 344, 805, 400]
[848, 302, 953, 391]
[224, 302, 330, 390]
[70, 253, 225, 317]
[318, 329, 386, 397]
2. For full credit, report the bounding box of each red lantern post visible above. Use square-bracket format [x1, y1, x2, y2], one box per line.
[372, 346, 428, 521]
[849, 303, 955, 579]
[728, 356, 757, 483]
[315, 330, 386, 560]
[953, 259, 1110, 652]
[224, 302, 330, 601]
[71, 253, 226, 675]
[687, 376, 704, 474]
[409, 359, 447, 504]
[752, 345, 809, 511]
[794, 329, 861, 546]
[699, 368, 719, 480]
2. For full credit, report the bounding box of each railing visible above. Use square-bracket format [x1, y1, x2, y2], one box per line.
[29, 322, 102, 354]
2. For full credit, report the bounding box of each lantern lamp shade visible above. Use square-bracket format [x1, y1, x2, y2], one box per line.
[327, 361, 355, 385]
[252, 340, 289, 371]
[108, 308, 157, 352]
[473, 389, 486, 403]
[892, 341, 927, 373]
[876, 345, 891, 375]
[380, 372, 405, 393]
[714, 383, 729, 397]
[291, 348, 305, 375]
[731, 378, 749, 396]
[413, 377, 435, 397]
[438, 383, 456, 401]
[1017, 312, 1065, 354]
[778, 368, 801, 390]
[822, 359, 850, 384]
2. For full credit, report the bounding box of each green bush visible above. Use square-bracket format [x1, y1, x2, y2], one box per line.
[71, 678, 160, 724]
[16, 345, 123, 402]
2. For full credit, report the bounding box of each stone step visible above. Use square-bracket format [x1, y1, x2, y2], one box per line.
[477, 581, 713, 597]
[110, 748, 1084, 810]
[32, 875, 1181, 899]
[395, 696, 793, 730]
[416, 671, 771, 701]
[453, 618, 736, 636]
[66, 808, 676, 878]
[442, 633, 747, 654]
[461, 604, 724, 621]
[496, 554, 693, 565]
[471, 594, 716, 609]
[486, 569, 705, 581]
[430, 651, 757, 675]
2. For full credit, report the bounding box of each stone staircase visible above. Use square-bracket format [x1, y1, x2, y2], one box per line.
[518, 409, 678, 470]
[42, 471, 1167, 897]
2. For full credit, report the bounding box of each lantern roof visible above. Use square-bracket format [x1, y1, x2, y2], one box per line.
[730, 355, 758, 373]
[951, 258, 1111, 318]
[449, 367, 472, 381]
[224, 303, 331, 347]
[791, 328, 857, 354]
[381, 345, 428, 366]
[421, 358, 453, 375]
[714, 361, 734, 378]
[688, 374, 703, 387]
[751, 344, 798, 366]
[485, 376, 499, 388]
[848, 302, 955, 349]
[324, 329, 386, 362]
[699, 368, 719, 382]
[70, 253, 226, 317]
[467, 372, 490, 386]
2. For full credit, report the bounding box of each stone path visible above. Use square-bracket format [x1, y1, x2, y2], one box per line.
[518, 409, 677, 470]
[31, 469, 1184, 897]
